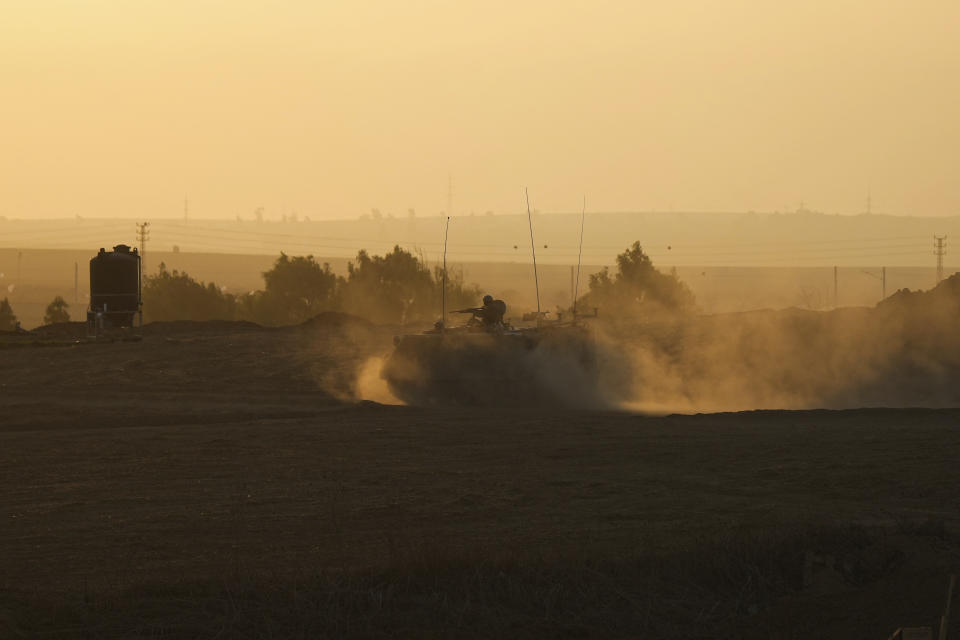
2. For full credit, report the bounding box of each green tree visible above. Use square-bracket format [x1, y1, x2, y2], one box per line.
[578, 241, 694, 315]
[142, 263, 237, 322]
[339, 247, 434, 323]
[43, 296, 70, 324]
[337, 246, 481, 324]
[0, 297, 17, 331]
[246, 253, 338, 325]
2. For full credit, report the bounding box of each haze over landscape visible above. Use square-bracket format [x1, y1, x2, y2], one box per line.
[3, 0, 960, 220]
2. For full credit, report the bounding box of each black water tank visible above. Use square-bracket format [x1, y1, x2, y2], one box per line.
[89, 244, 140, 327]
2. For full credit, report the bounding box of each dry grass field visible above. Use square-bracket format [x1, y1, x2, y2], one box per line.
[2, 320, 959, 638]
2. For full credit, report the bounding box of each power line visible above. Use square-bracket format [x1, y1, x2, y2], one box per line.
[148, 221, 932, 258]
[139, 235, 929, 264]
[0, 230, 933, 265]
[860, 267, 887, 301]
[0, 222, 132, 241]
[155, 219, 933, 252]
[144, 225, 932, 261]
[0, 218, 944, 266]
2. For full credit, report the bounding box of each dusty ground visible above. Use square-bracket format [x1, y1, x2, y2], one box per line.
[1, 320, 959, 638]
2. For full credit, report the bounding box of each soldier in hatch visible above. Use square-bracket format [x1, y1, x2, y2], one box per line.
[477, 294, 506, 327]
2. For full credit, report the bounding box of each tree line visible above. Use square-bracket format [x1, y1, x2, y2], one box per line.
[143, 245, 483, 326]
[0, 242, 693, 330]
[141, 241, 693, 326]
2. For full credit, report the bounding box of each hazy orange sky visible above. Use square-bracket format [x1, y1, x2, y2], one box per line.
[3, 1, 959, 220]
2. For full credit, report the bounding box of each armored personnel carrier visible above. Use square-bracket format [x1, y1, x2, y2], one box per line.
[382, 308, 601, 406]
[385, 192, 614, 406]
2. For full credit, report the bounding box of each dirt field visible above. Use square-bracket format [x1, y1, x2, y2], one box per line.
[2, 320, 959, 638]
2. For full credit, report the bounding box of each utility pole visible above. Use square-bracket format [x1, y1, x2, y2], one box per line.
[136, 222, 150, 274]
[934, 235, 947, 285]
[570, 265, 575, 307]
[862, 267, 886, 303]
[834, 266, 838, 308]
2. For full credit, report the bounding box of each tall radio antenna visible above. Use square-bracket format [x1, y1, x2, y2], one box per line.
[573, 195, 585, 318]
[525, 188, 541, 317]
[441, 216, 450, 332]
[447, 174, 453, 217]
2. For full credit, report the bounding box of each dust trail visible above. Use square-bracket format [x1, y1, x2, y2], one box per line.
[322, 274, 960, 410]
[607, 274, 960, 412]
[354, 357, 404, 405]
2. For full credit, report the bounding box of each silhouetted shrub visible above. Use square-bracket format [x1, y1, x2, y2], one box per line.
[338, 246, 480, 324]
[43, 296, 70, 324]
[578, 241, 694, 315]
[240, 253, 338, 326]
[143, 263, 237, 322]
[0, 297, 17, 331]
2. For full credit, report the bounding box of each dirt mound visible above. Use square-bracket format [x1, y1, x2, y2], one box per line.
[142, 319, 267, 336]
[29, 321, 88, 338]
[28, 313, 377, 338]
[298, 311, 376, 332]
[879, 271, 960, 314]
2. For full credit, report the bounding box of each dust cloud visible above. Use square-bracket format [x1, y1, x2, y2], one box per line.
[303, 315, 404, 405]
[609, 276, 960, 412]
[354, 357, 403, 405]
[310, 275, 960, 412]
